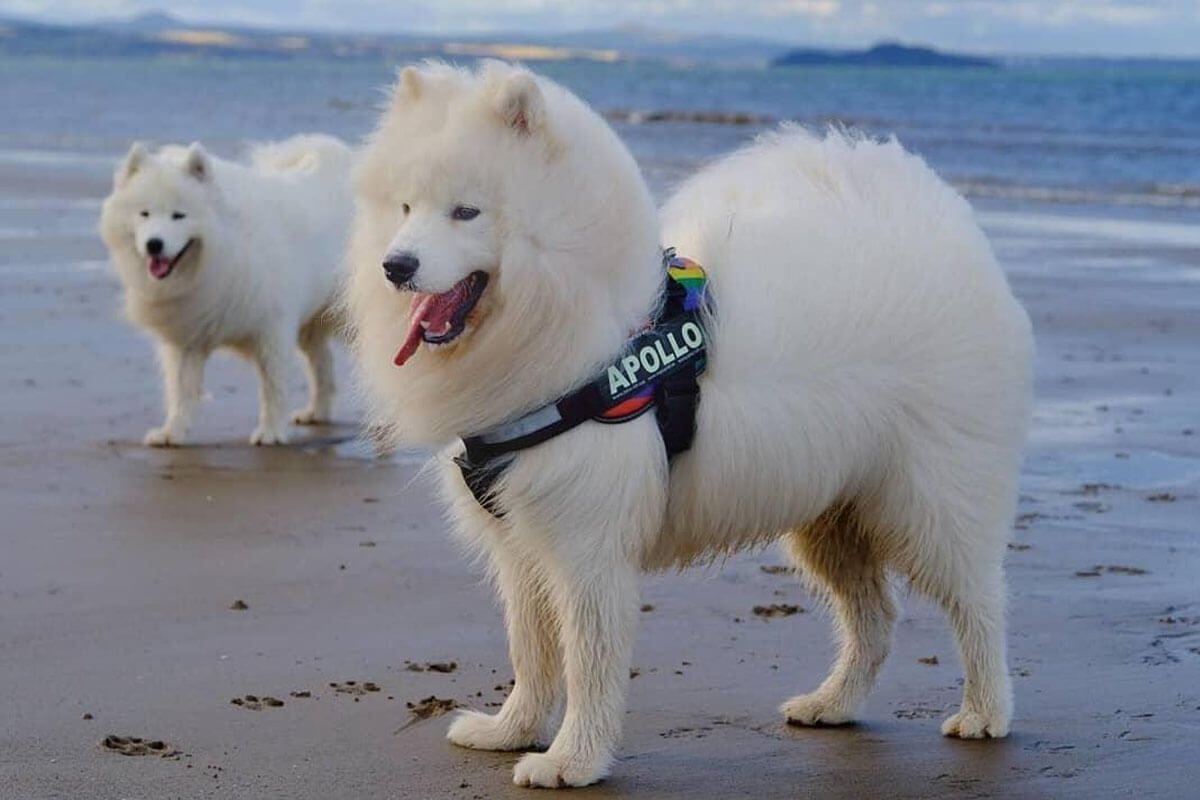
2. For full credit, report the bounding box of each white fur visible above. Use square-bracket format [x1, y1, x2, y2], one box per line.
[347, 62, 1033, 788]
[100, 134, 355, 445]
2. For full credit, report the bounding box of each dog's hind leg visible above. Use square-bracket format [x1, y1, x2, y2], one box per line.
[780, 502, 897, 726]
[249, 336, 290, 445]
[902, 536, 1012, 739]
[144, 343, 206, 447]
[448, 542, 561, 751]
[932, 557, 1011, 739]
[886, 457, 1014, 739]
[293, 314, 335, 425]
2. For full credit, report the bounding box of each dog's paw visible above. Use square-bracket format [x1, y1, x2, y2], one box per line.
[513, 751, 605, 789]
[447, 710, 538, 752]
[941, 708, 1009, 739]
[780, 691, 858, 727]
[291, 407, 329, 426]
[143, 426, 185, 447]
[249, 426, 289, 446]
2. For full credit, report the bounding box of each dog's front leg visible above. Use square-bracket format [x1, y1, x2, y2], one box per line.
[448, 541, 562, 751]
[512, 547, 639, 788]
[292, 318, 335, 425]
[144, 343, 205, 447]
[249, 337, 290, 445]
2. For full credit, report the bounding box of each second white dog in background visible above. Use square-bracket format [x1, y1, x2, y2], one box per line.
[100, 134, 354, 446]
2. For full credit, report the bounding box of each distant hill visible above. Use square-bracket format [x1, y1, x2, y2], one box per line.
[0, 14, 791, 64]
[773, 42, 998, 68]
[522, 24, 790, 64]
[99, 11, 184, 31]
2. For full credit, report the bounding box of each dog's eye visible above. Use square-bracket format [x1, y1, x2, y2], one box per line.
[139, 210, 149, 218]
[451, 205, 480, 221]
[401, 203, 411, 215]
[172, 211, 186, 220]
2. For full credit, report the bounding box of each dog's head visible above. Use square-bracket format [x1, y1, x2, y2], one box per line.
[346, 61, 661, 446]
[99, 142, 213, 293]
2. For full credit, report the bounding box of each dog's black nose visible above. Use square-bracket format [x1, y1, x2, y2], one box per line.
[146, 238, 164, 256]
[383, 252, 419, 288]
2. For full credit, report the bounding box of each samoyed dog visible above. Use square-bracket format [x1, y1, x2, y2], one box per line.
[347, 61, 1033, 788]
[100, 135, 354, 446]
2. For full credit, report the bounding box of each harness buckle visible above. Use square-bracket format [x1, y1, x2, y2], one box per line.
[454, 451, 512, 518]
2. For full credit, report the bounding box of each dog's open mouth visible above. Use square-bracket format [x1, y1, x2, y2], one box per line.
[394, 271, 489, 366]
[147, 239, 195, 280]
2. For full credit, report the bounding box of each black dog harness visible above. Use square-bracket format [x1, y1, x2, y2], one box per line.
[455, 249, 711, 517]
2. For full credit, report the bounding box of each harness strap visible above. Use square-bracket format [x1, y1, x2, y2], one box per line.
[653, 251, 705, 457]
[654, 365, 701, 457]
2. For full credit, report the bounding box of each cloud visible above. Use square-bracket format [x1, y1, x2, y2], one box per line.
[758, 0, 842, 18]
[0, 0, 135, 17]
[958, 0, 1168, 26]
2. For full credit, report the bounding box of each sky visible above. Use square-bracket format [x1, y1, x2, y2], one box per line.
[4, 0, 1200, 57]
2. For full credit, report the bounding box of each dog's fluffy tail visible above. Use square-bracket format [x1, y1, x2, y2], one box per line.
[250, 134, 353, 177]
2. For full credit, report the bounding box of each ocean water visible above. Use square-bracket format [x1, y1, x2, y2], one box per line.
[1, 54, 1198, 208]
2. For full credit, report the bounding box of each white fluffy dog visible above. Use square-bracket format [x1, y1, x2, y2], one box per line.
[100, 135, 354, 446]
[347, 61, 1033, 788]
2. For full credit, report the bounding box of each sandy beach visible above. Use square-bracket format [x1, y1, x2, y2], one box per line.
[1, 153, 1198, 799]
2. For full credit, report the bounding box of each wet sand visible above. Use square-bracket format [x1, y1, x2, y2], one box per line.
[1, 160, 1198, 799]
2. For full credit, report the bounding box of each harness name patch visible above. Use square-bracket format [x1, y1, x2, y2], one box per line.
[605, 316, 706, 399]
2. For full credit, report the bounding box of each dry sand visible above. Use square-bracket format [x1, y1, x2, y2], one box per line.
[1, 160, 1198, 799]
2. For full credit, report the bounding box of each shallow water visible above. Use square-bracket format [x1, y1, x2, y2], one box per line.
[2, 55, 1198, 208]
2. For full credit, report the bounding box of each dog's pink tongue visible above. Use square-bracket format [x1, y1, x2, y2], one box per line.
[148, 256, 172, 279]
[393, 294, 433, 366]
[392, 285, 470, 367]
[421, 290, 462, 335]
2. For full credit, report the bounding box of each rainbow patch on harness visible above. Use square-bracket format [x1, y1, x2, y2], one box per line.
[666, 254, 708, 313]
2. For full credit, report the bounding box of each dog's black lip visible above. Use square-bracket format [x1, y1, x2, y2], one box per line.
[421, 271, 489, 345]
[151, 238, 196, 279]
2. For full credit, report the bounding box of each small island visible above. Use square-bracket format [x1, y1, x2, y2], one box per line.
[772, 42, 999, 69]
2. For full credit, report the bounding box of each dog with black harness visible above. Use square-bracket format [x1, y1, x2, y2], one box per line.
[346, 61, 1033, 790]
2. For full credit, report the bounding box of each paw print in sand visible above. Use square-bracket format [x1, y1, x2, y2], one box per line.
[100, 735, 181, 758]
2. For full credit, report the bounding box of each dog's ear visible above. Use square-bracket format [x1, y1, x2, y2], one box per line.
[493, 72, 544, 136]
[393, 66, 423, 104]
[183, 143, 210, 182]
[116, 142, 147, 187]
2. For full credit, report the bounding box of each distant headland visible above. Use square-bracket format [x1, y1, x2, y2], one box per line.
[772, 42, 999, 69]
